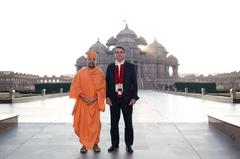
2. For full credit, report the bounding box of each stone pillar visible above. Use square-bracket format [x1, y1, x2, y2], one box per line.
[230, 88, 236, 99]
[174, 87, 177, 92]
[185, 88, 188, 93]
[41, 89, 46, 96]
[137, 62, 144, 89]
[167, 86, 170, 91]
[162, 86, 166, 91]
[201, 88, 206, 95]
[60, 88, 63, 94]
[9, 89, 15, 100]
[173, 65, 178, 79]
[137, 62, 141, 78]
[165, 65, 169, 78]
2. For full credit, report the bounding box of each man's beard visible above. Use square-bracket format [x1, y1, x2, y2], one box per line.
[88, 62, 95, 68]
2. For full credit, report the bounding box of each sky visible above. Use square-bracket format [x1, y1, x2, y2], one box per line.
[0, 0, 240, 77]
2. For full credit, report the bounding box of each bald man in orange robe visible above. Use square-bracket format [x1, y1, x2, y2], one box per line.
[69, 51, 106, 153]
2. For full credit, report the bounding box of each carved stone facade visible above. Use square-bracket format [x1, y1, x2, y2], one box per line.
[0, 71, 72, 92]
[76, 25, 179, 89]
[0, 71, 39, 91]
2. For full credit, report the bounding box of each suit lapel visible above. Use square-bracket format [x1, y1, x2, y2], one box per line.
[111, 63, 116, 84]
[123, 62, 127, 84]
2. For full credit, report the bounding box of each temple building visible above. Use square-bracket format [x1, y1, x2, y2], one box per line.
[180, 71, 240, 91]
[76, 25, 179, 89]
[0, 71, 72, 92]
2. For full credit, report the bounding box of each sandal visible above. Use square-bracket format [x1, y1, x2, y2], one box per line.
[80, 146, 87, 153]
[93, 144, 101, 153]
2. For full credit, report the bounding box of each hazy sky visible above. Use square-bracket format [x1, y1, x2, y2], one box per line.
[0, 0, 239, 77]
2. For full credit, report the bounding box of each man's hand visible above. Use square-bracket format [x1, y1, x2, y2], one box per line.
[106, 97, 112, 106]
[129, 99, 136, 106]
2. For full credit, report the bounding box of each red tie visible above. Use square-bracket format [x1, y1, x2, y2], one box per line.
[115, 64, 124, 84]
[115, 64, 124, 98]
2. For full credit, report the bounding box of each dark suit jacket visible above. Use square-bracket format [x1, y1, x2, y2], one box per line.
[106, 61, 139, 105]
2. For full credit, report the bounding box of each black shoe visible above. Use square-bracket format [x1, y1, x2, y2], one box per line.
[93, 144, 101, 153]
[126, 146, 133, 153]
[80, 146, 87, 153]
[108, 145, 118, 152]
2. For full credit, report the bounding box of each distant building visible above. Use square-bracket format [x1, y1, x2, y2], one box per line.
[0, 71, 72, 92]
[76, 25, 179, 89]
[180, 71, 240, 91]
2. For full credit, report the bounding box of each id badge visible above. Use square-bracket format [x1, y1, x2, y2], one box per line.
[115, 83, 123, 92]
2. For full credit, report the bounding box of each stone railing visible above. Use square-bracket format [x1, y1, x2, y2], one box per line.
[230, 88, 240, 99]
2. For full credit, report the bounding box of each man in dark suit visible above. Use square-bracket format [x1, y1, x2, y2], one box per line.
[106, 46, 139, 153]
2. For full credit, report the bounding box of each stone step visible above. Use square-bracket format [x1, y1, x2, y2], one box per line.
[208, 113, 240, 143]
[0, 114, 19, 131]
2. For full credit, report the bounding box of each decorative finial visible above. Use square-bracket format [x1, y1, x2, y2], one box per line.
[97, 38, 100, 42]
[123, 19, 128, 29]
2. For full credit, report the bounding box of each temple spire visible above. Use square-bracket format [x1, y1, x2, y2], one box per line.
[123, 19, 128, 29]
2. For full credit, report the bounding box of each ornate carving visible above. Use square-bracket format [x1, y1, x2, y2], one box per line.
[76, 26, 179, 89]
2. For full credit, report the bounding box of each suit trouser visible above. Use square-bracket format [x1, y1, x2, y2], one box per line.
[110, 98, 133, 147]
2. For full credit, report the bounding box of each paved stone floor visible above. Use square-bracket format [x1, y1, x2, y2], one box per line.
[1, 90, 240, 159]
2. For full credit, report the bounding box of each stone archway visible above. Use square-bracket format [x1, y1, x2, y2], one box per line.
[169, 66, 173, 77]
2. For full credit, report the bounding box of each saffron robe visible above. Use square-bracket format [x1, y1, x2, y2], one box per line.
[69, 66, 106, 149]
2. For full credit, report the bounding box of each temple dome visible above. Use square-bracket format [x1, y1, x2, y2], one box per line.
[157, 53, 168, 61]
[106, 36, 116, 46]
[137, 36, 147, 45]
[167, 55, 178, 64]
[89, 39, 108, 53]
[117, 37, 136, 43]
[116, 24, 137, 40]
[146, 39, 168, 55]
[76, 56, 86, 65]
[116, 37, 138, 49]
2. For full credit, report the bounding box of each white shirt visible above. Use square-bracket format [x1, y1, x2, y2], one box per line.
[115, 60, 125, 76]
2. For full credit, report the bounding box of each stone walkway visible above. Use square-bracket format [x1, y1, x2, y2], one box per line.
[0, 90, 240, 159]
